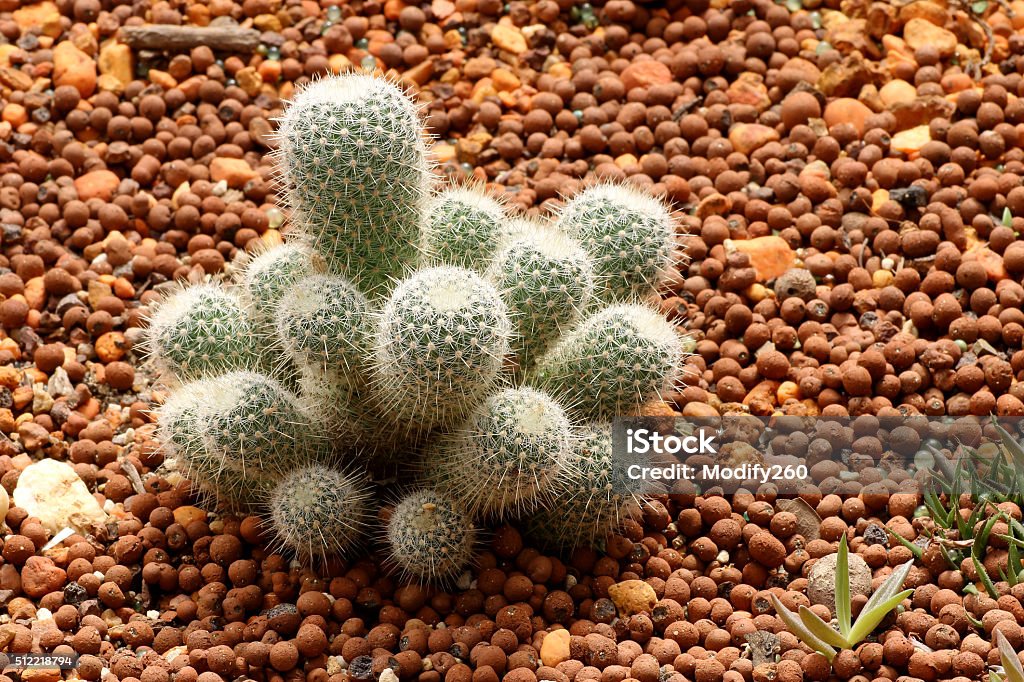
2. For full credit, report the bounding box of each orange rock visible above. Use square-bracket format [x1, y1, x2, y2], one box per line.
[74, 169, 120, 201]
[13, 2, 61, 39]
[879, 79, 916, 108]
[432, 0, 456, 19]
[620, 60, 672, 92]
[384, 0, 407, 19]
[96, 331, 127, 362]
[173, 505, 207, 527]
[98, 41, 132, 88]
[890, 125, 930, 155]
[727, 236, 796, 282]
[728, 123, 779, 155]
[540, 630, 571, 667]
[491, 24, 527, 53]
[2, 103, 26, 127]
[823, 98, 873, 136]
[969, 245, 1007, 281]
[903, 18, 957, 58]
[210, 157, 258, 187]
[53, 41, 96, 98]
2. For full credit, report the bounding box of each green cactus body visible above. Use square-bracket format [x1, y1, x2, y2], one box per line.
[427, 387, 575, 519]
[487, 222, 595, 374]
[276, 74, 430, 296]
[386, 489, 477, 582]
[557, 183, 677, 302]
[146, 283, 262, 383]
[371, 266, 512, 432]
[422, 187, 506, 270]
[268, 463, 374, 563]
[529, 304, 687, 420]
[275, 274, 371, 382]
[237, 242, 322, 321]
[158, 372, 312, 510]
[526, 422, 646, 551]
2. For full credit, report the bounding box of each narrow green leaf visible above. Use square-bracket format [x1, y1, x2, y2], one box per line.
[770, 595, 836, 661]
[975, 513, 1003, 560]
[847, 589, 913, 645]
[997, 630, 1024, 682]
[798, 606, 849, 649]
[974, 555, 999, 599]
[997, 533, 1024, 548]
[836, 534, 851, 637]
[1004, 206, 1014, 227]
[991, 672, 1005, 682]
[1008, 538, 1021, 587]
[886, 528, 924, 559]
[862, 559, 913, 616]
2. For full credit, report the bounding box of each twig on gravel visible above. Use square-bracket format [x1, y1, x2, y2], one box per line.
[119, 25, 261, 53]
[122, 459, 146, 496]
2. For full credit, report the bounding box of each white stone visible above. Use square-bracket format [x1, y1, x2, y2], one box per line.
[13, 459, 108, 535]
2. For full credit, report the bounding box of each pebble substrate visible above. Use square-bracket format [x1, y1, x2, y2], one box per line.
[0, 0, 1024, 682]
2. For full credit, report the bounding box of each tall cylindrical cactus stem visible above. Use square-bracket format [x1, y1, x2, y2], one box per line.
[486, 222, 595, 374]
[275, 73, 431, 297]
[426, 387, 576, 519]
[370, 266, 512, 432]
[145, 283, 262, 383]
[529, 303, 688, 420]
[557, 183, 679, 303]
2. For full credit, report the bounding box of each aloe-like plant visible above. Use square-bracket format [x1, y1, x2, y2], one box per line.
[994, 630, 1024, 682]
[771, 535, 913, 662]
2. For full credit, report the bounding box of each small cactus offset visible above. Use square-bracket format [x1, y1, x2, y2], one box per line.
[422, 186, 507, 270]
[236, 242, 323, 323]
[267, 463, 374, 564]
[526, 423, 647, 551]
[370, 266, 512, 432]
[529, 303, 688, 421]
[557, 183, 679, 303]
[275, 74, 430, 296]
[487, 222, 595, 374]
[385, 489, 477, 582]
[157, 372, 313, 510]
[427, 387, 576, 519]
[275, 274, 371, 380]
[146, 283, 262, 383]
[148, 73, 691, 567]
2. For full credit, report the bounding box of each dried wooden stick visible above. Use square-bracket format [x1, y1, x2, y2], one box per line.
[120, 25, 261, 53]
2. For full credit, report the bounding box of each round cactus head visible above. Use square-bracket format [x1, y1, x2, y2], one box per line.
[557, 183, 679, 303]
[275, 274, 371, 381]
[526, 422, 647, 551]
[145, 283, 262, 383]
[385, 489, 477, 582]
[275, 73, 431, 296]
[427, 387, 575, 519]
[422, 186, 506, 270]
[370, 266, 512, 432]
[267, 463, 374, 563]
[236, 242, 322, 319]
[486, 222, 595, 374]
[529, 303, 688, 420]
[157, 372, 310, 510]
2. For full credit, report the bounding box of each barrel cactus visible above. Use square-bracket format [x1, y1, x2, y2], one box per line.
[557, 183, 678, 303]
[529, 303, 688, 420]
[370, 266, 513, 432]
[146, 283, 262, 383]
[422, 186, 506, 270]
[268, 463, 374, 563]
[487, 222, 595, 374]
[427, 387, 576, 519]
[275, 74, 431, 297]
[147, 72, 690, 566]
[386, 489, 477, 582]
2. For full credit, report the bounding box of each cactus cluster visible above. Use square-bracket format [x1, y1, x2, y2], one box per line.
[147, 73, 687, 580]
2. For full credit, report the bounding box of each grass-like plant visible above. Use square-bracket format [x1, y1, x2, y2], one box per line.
[994, 630, 1024, 682]
[771, 535, 913, 662]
